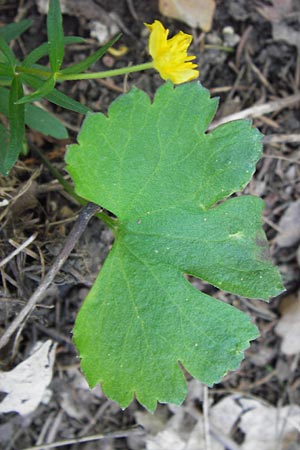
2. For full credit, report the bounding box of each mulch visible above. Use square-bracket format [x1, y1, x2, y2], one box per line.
[0, 0, 300, 448]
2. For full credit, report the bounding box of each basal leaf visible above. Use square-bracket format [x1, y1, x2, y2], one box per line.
[66, 82, 284, 411]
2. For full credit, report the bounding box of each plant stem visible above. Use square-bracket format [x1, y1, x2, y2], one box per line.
[56, 62, 154, 81]
[204, 44, 234, 53]
[15, 65, 51, 79]
[14, 62, 154, 82]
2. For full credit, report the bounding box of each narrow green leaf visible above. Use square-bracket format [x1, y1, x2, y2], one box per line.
[46, 87, 90, 114]
[21, 73, 90, 114]
[0, 76, 24, 175]
[0, 86, 68, 138]
[16, 75, 56, 105]
[0, 19, 32, 43]
[26, 104, 68, 139]
[60, 34, 121, 75]
[0, 123, 9, 161]
[66, 81, 284, 411]
[0, 86, 9, 115]
[47, 0, 65, 72]
[0, 34, 16, 66]
[23, 36, 85, 67]
[0, 62, 13, 77]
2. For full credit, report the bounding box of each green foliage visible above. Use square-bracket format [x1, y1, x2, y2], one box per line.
[0, 19, 32, 43]
[47, 0, 65, 72]
[66, 82, 283, 411]
[0, 0, 119, 175]
[0, 1, 283, 414]
[1, 76, 25, 175]
[0, 87, 68, 139]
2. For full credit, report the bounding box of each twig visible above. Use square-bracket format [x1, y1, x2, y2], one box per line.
[203, 385, 211, 450]
[0, 202, 101, 350]
[0, 233, 38, 268]
[263, 134, 300, 144]
[22, 426, 144, 450]
[209, 93, 300, 130]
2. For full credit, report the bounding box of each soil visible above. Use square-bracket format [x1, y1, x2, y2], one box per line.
[0, 0, 300, 449]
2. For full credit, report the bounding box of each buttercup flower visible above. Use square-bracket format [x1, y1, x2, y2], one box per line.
[145, 20, 199, 84]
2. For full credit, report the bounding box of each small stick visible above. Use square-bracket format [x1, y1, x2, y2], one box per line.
[0, 232, 38, 268]
[209, 93, 300, 130]
[22, 426, 144, 450]
[0, 202, 101, 350]
[263, 134, 300, 144]
[203, 385, 211, 450]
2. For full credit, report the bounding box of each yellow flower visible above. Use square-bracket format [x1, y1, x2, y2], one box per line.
[145, 20, 199, 84]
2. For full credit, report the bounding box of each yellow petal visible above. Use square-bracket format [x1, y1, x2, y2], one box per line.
[145, 20, 199, 84]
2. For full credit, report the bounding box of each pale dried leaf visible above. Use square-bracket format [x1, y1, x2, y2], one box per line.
[275, 293, 300, 355]
[239, 398, 300, 450]
[135, 410, 168, 435]
[210, 395, 300, 449]
[276, 199, 300, 247]
[147, 429, 186, 450]
[159, 0, 216, 31]
[0, 340, 57, 416]
[209, 395, 243, 435]
[185, 419, 224, 450]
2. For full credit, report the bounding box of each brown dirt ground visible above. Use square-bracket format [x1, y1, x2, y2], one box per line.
[0, 0, 300, 449]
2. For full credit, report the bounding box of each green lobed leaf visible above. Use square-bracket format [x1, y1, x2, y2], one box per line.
[47, 0, 64, 72]
[60, 34, 121, 75]
[0, 76, 24, 175]
[66, 82, 284, 411]
[0, 19, 32, 43]
[22, 36, 85, 67]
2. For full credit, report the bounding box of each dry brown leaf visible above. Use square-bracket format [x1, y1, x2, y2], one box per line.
[275, 292, 300, 355]
[159, 0, 216, 31]
[257, 0, 300, 52]
[276, 199, 300, 247]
